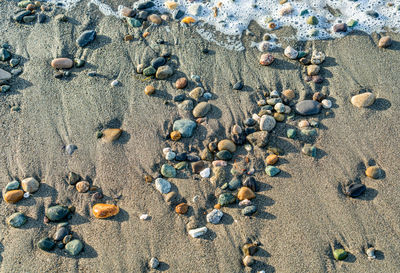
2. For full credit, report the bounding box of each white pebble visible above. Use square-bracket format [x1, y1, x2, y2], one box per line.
[321, 99, 332, 109]
[252, 113, 260, 122]
[274, 102, 285, 113]
[111, 80, 120, 87]
[200, 167, 210, 178]
[165, 151, 176, 161]
[162, 147, 171, 155]
[203, 92, 212, 99]
[270, 90, 279, 98]
[23, 192, 30, 198]
[188, 227, 207, 238]
[244, 144, 252, 152]
[298, 120, 309, 128]
[284, 46, 298, 59]
[192, 195, 199, 203]
[258, 41, 269, 52]
[140, 214, 150, 220]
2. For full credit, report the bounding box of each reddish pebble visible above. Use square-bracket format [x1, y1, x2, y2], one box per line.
[175, 77, 188, 89]
[259, 53, 274, 66]
[175, 203, 189, 214]
[51, 58, 73, 69]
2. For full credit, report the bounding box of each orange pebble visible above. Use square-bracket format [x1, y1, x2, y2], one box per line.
[266, 154, 279, 165]
[181, 16, 195, 24]
[92, 204, 119, 219]
[143, 32, 150, 38]
[175, 203, 189, 214]
[4, 190, 24, 204]
[214, 203, 221, 209]
[170, 131, 181, 141]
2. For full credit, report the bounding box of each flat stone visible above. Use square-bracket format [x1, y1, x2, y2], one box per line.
[126, 17, 142, 27]
[5, 180, 20, 191]
[189, 87, 204, 100]
[4, 190, 24, 204]
[7, 212, 27, 228]
[206, 209, 223, 224]
[242, 205, 257, 216]
[345, 183, 366, 197]
[76, 30, 96, 47]
[102, 128, 122, 142]
[161, 164, 176, 178]
[365, 166, 382, 179]
[155, 178, 171, 194]
[121, 7, 136, 17]
[193, 102, 211, 118]
[155, 65, 173, 80]
[76, 181, 90, 193]
[92, 203, 119, 218]
[37, 238, 55, 252]
[188, 227, 207, 238]
[65, 239, 83, 256]
[173, 119, 196, 137]
[243, 177, 257, 192]
[21, 177, 39, 193]
[265, 166, 280, 177]
[351, 92, 376, 108]
[143, 66, 156, 76]
[260, 115, 276, 131]
[148, 14, 162, 25]
[218, 193, 236, 206]
[233, 81, 243, 90]
[238, 187, 256, 200]
[138, 1, 155, 9]
[46, 205, 69, 221]
[246, 131, 269, 147]
[13, 10, 32, 22]
[0, 68, 12, 81]
[333, 249, 348, 260]
[295, 100, 321, 115]
[51, 58, 73, 69]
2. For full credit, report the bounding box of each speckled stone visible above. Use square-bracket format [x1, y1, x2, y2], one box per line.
[295, 100, 321, 115]
[218, 193, 236, 206]
[155, 178, 171, 194]
[161, 164, 176, 178]
[7, 212, 27, 228]
[65, 239, 83, 256]
[265, 166, 280, 177]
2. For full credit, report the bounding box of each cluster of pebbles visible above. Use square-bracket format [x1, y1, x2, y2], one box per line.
[0, 43, 22, 104]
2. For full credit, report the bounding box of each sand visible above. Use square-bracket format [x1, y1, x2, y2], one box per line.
[0, 1, 400, 272]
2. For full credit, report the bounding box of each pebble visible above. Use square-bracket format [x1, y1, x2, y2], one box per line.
[0, 68, 12, 81]
[21, 177, 39, 193]
[143, 66, 156, 76]
[136, 64, 144, 74]
[1, 85, 11, 92]
[165, 1, 178, 10]
[143, 85, 155, 96]
[54, 227, 69, 241]
[242, 205, 257, 216]
[165, 151, 176, 160]
[51, 58, 73, 69]
[11, 68, 22, 76]
[284, 46, 298, 59]
[333, 249, 348, 260]
[175, 152, 187, 161]
[244, 118, 256, 127]
[312, 92, 326, 102]
[295, 100, 321, 115]
[193, 102, 211, 118]
[148, 14, 162, 25]
[351, 92, 376, 108]
[302, 144, 317, 157]
[207, 209, 223, 224]
[203, 92, 212, 99]
[238, 187, 256, 200]
[189, 87, 204, 100]
[232, 125, 242, 135]
[102, 128, 122, 142]
[306, 16, 318, 25]
[173, 119, 196, 137]
[242, 177, 257, 192]
[212, 160, 227, 167]
[311, 51, 325, 65]
[378, 36, 392, 48]
[121, 7, 135, 17]
[298, 120, 309, 128]
[191, 161, 205, 174]
[138, 1, 155, 9]
[76, 181, 90, 193]
[200, 168, 211, 178]
[274, 103, 286, 113]
[259, 115, 276, 132]
[365, 166, 382, 179]
[149, 257, 160, 269]
[10, 58, 20, 67]
[151, 57, 166, 69]
[321, 99, 332, 109]
[163, 147, 172, 155]
[367, 247, 376, 260]
[259, 53, 274, 66]
[243, 255, 255, 267]
[246, 131, 269, 147]
[140, 214, 150, 220]
[265, 166, 280, 177]
[0, 48, 11, 61]
[76, 30, 96, 47]
[218, 193, 236, 206]
[7, 212, 27, 228]
[233, 81, 244, 90]
[65, 239, 83, 256]
[217, 139, 236, 153]
[92, 204, 119, 219]
[189, 227, 207, 238]
[333, 23, 347, 32]
[4, 190, 24, 203]
[5, 180, 20, 191]
[282, 89, 295, 100]
[67, 172, 80, 185]
[127, 17, 142, 27]
[37, 238, 55, 252]
[345, 183, 366, 197]
[173, 94, 185, 102]
[110, 80, 120, 87]
[161, 164, 176, 178]
[266, 154, 278, 165]
[175, 203, 189, 214]
[301, 128, 317, 137]
[176, 77, 187, 89]
[46, 205, 69, 221]
[156, 65, 173, 80]
[216, 150, 232, 161]
[267, 97, 281, 105]
[307, 64, 320, 76]
[14, 10, 32, 23]
[155, 178, 171, 194]
[312, 75, 323, 83]
[239, 199, 252, 207]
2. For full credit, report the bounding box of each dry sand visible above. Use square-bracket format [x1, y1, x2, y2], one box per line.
[0, 1, 400, 272]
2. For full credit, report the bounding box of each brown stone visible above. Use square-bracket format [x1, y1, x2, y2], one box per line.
[124, 35, 134, 41]
[266, 154, 278, 165]
[121, 7, 135, 17]
[218, 139, 236, 153]
[365, 166, 382, 179]
[144, 85, 155, 95]
[237, 187, 256, 201]
[378, 36, 392, 48]
[175, 203, 189, 214]
[282, 89, 295, 100]
[148, 14, 162, 25]
[4, 190, 24, 204]
[92, 204, 119, 218]
[76, 181, 90, 193]
[26, 4, 36, 11]
[175, 77, 188, 89]
[274, 112, 285, 122]
[192, 161, 205, 174]
[170, 131, 181, 141]
[165, 191, 179, 203]
[312, 92, 326, 102]
[144, 175, 153, 183]
[102, 128, 122, 142]
[307, 64, 320, 76]
[51, 58, 73, 69]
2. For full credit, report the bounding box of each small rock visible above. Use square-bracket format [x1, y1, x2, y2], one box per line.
[367, 247, 376, 260]
[243, 255, 254, 267]
[238, 187, 256, 200]
[176, 77, 187, 89]
[0, 48, 11, 61]
[155, 178, 171, 194]
[312, 92, 326, 102]
[321, 99, 332, 109]
[148, 14, 162, 25]
[65, 239, 83, 256]
[76, 30, 96, 47]
[295, 100, 321, 115]
[191, 161, 205, 174]
[284, 46, 298, 59]
[242, 205, 257, 216]
[102, 128, 122, 142]
[306, 16, 318, 25]
[266, 154, 278, 165]
[121, 7, 135, 17]
[378, 36, 392, 48]
[144, 85, 155, 95]
[193, 102, 211, 118]
[233, 81, 243, 90]
[189, 87, 204, 100]
[333, 249, 348, 260]
[259, 53, 274, 66]
[345, 183, 366, 197]
[175, 203, 189, 214]
[67, 172, 80, 185]
[333, 23, 347, 32]
[37, 238, 55, 252]
[140, 214, 150, 220]
[92, 204, 119, 218]
[218, 192, 236, 206]
[165, 151, 176, 161]
[311, 51, 325, 65]
[246, 131, 269, 147]
[218, 139, 236, 153]
[76, 181, 90, 193]
[287, 128, 296, 138]
[188, 227, 207, 238]
[173, 119, 196, 137]
[4, 190, 24, 204]
[21, 177, 39, 193]
[351, 92, 376, 108]
[282, 89, 295, 100]
[259, 115, 276, 132]
[46, 205, 69, 221]
[53, 227, 69, 241]
[200, 168, 211, 178]
[302, 144, 317, 157]
[307, 64, 320, 76]
[7, 212, 27, 228]
[51, 58, 73, 69]
[126, 17, 142, 27]
[243, 177, 257, 192]
[149, 257, 160, 269]
[206, 209, 223, 224]
[0, 68, 12, 81]
[155, 65, 173, 80]
[161, 164, 176, 178]
[5, 180, 20, 191]
[365, 166, 382, 179]
[143, 66, 156, 76]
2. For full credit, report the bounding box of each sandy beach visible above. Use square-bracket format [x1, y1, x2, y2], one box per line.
[0, 0, 400, 272]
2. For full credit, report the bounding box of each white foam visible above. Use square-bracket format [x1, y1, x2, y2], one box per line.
[48, 0, 400, 50]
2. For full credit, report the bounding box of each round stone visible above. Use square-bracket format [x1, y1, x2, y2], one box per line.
[218, 193, 236, 206]
[274, 112, 285, 122]
[365, 166, 382, 179]
[265, 166, 280, 177]
[216, 150, 232, 161]
[5, 180, 20, 191]
[307, 64, 320, 76]
[165, 151, 176, 161]
[144, 85, 155, 95]
[351, 92, 376, 108]
[218, 139, 236, 153]
[175, 203, 189, 214]
[378, 36, 392, 48]
[143, 66, 156, 76]
[173, 119, 196, 138]
[4, 190, 24, 204]
[51, 58, 73, 69]
[76, 181, 90, 193]
[92, 204, 119, 218]
[274, 103, 286, 113]
[65, 239, 83, 256]
[295, 100, 321, 115]
[7, 212, 27, 228]
[311, 51, 325, 64]
[206, 209, 223, 224]
[155, 178, 171, 194]
[237, 187, 256, 200]
[282, 89, 295, 100]
[284, 46, 298, 59]
[232, 125, 242, 134]
[170, 130, 181, 141]
[156, 65, 173, 80]
[161, 164, 176, 178]
[266, 154, 278, 165]
[242, 205, 257, 216]
[321, 99, 332, 109]
[193, 102, 211, 118]
[149, 257, 160, 269]
[46, 205, 69, 222]
[148, 14, 162, 24]
[259, 115, 276, 131]
[37, 238, 55, 252]
[259, 53, 274, 66]
[176, 77, 187, 89]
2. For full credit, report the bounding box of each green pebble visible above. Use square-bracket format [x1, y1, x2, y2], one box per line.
[306, 16, 318, 25]
[333, 249, 348, 260]
[174, 161, 187, 170]
[347, 19, 358, 27]
[65, 239, 83, 256]
[7, 212, 27, 228]
[216, 150, 232, 161]
[5, 180, 20, 191]
[46, 205, 69, 222]
[126, 18, 142, 28]
[37, 238, 55, 252]
[300, 9, 309, 16]
[218, 193, 236, 206]
[302, 144, 317, 157]
[300, 128, 317, 137]
[161, 164, 176, 178]
[228, 178, 241, 190]
[265, 166, 280, 177]
[287, 128, 296, 139]
[143, 66, 156, 76]
[297, 51, 308, 58]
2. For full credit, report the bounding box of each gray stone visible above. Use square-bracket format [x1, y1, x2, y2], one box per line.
[178, 100, 194, 112]
[228, 178, 241, 190]
[155, 65, 173, 80]
[46, 205, 69, 222]
[155, 178, 171, 194]
[295, 100, 321, 115]
[161, 164, 176, 178]
[192, 102, 211, 118]
[150, 57, 166, 69]
[246, 131, 269, 147]
[37, 238, 55, 252]
[76, 30, 96, 47]
[54, 227, 69, 241]
[149, 257, 159, 269]
[173, 119, 197, 137]
[206, 209, 223, 224]
[21, 177, 39, 193]
[66, 144, 77, 155]
[242, 205, 257, 216]
[0, 68, 12, 81]
[7, 212, 27, 228]
[65, 239, 83, 256]
[259, 115, 276, 131]
[5, 180, 20, 191]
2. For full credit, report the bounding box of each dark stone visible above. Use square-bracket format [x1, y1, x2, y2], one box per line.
[37, 238, 55, 252]
[53, 227, 69, 241]
[175, 152, 187, 161]
[137, 11, 148, 20]
[150, 57, 166, 69]
[295, 100, 321, 115]
[186, 154, 200, 162]
[67, 171, 80, 185]
[191, 161, 205, 174]
[13, 10, 31, 22]
[0, 48, 11, 61]
[244, 127, 256, 135]
[76, 30, 96, 47]
[216, 150, 232, 161]
[345, 183, 366, 198]
[366, 10, 379, 18]
[231, 133, 246, 145]
[137, 1, 155, 10]
[233, 81, 243, 90]
[242, 205, 257, 216]
[333, 23, 347, 32]
[173, 94, 185, 102]
[46, 205, 69, 222]
[244, 118, 256, 127]
[173, 9, 184, 19]
[243, 177, 258, 192]
[202, 48, 209, 54]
